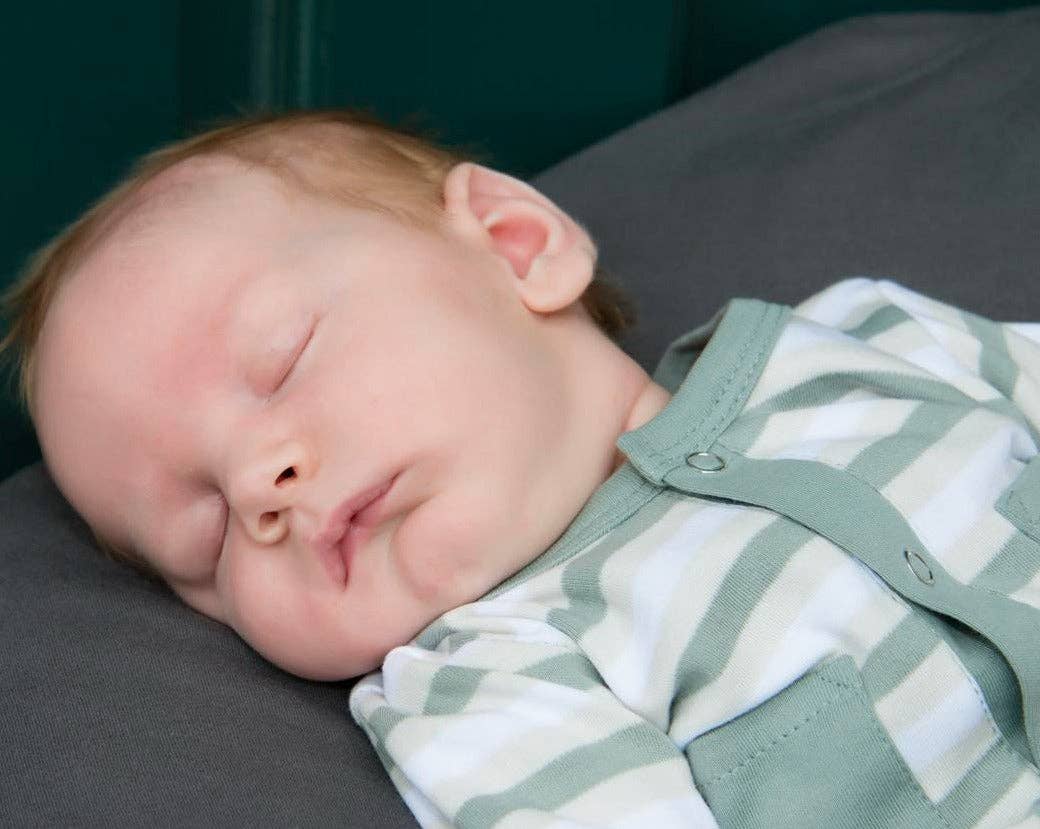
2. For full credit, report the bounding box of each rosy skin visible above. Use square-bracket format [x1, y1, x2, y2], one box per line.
[32, 157, 672, 680]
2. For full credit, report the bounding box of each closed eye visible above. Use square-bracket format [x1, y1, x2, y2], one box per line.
[273, 316, 319, 392]
[213, 492, 229, 562]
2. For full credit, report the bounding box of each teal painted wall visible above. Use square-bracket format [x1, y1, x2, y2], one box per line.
[177, 2, 688, 177]
[1, 2, 179, 478]
[2, 0, 1034, 481]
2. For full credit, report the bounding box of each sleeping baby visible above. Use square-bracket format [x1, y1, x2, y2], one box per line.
[3, 108, 1039, 828]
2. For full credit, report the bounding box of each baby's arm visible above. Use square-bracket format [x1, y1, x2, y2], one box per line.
[351, 627, 718, 829]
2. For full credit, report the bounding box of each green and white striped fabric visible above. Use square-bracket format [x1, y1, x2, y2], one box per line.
[351, 278, 1040, 828]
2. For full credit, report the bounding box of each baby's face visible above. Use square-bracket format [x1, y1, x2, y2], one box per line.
[33, 158, 606, 678]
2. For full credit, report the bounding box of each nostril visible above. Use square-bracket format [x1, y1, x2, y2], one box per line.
[259, 511, 280, 532]
[275, 467, 296, 486]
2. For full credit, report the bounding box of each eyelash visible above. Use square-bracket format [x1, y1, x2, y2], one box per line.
[269, 319, 317, 397]
[213, 492, 230, 561]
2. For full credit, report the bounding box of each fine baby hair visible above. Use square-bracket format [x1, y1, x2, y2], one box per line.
[2, 100, 671, 684]
[0, 107, 637, 579]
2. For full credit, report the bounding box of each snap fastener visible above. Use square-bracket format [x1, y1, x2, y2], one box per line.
[686, 452, 726, 472]
[904, 549, 934, 585]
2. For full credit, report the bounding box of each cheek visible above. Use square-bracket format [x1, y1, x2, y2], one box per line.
[392, 486, 509, 605]
[217, 539, 319, 654]
[217, 537, 408, 680]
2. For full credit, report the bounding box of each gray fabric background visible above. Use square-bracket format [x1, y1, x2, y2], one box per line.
[3, 9, 1039, 827]
[537, 8, 1040, 373]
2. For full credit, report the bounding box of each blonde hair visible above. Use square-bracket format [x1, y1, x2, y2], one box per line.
[0, 107, 636, 577]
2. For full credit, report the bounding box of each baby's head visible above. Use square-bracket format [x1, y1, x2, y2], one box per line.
[1, 109, 646, 679]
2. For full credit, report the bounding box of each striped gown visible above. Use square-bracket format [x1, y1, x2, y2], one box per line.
[352, 278, 1040, 829]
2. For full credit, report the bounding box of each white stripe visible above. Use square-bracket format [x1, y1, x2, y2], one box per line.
[672, 536, 895, 743]
[388, 764, 454, 829]
[909, 424, 1033, 562]
[768, 313, 854, 360]
[876, 280, 972, 333]
[1006, 326, 1040, 430]
[753, 555, 904, 699]
[746, 318, 936, 411]
[391, 677, 598, 800]
[875, 644, 998, 802]
[902, 343, 1000, 400]
[590, 504, 777, 729]
[896, 679, 996, 800]
[942, 509, 1019, 585]
[604, 502, 745, 716]
[746, 395, 917, 467]
[792, 277, 879, 327]
[1007, 322, 1040, 347]
[972, 766, 1040, 828]
[1010, 575, 1040, 612]
[550, 759, 719, 828]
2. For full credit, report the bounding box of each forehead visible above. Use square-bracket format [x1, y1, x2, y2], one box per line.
[51, 160, 286, 395]
[31, 160, 303, 550]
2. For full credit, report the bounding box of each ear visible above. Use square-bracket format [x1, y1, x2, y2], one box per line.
[442, 162, 598, 314]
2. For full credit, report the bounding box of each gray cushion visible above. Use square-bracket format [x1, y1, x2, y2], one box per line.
[532, 8, 1040, 372]
[4, 9, 1039, 826]
[0, 464, 415, 827]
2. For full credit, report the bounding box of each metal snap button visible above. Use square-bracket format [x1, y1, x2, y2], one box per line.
[904, 549, 934, 585]
[686, 452, 726, 472]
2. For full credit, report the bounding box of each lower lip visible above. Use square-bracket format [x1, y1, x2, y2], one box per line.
[337, 476, 396, 582]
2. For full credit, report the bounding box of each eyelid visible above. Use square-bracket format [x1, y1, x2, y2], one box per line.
[214, 491, 230, 561]
[273, 316, 318, 391]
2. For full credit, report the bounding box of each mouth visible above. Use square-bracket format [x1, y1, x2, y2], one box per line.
[315, 474, 397, 585]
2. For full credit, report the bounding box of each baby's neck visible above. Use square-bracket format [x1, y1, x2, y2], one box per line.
[537, 307, 672, 530]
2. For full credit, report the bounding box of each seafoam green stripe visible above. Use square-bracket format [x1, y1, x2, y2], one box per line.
[845, 400, 967, 488]
[452, 723, 680, 828]
[546, 492, 677, 642]
[938, 611, 1030, 764]
[414, 624, 482, 659]
[366, 702, 409, 740]
[415, 618, 457, 651]
[359, 703, 409, 767]
[980, 396, 1039, 436]
[423, 652, 604, 717]
[936, 738, 1035, 825]
[742, 369, 973, 422]
[717, 409, 772, 455]
[845, 304, 914, 341]
[860, 612, 944, 699]
[975, 531, 1040, 600]
[963, 310, 1020, 404]
[424, 665, 488, 716]
[671, 516, 812, 700]
[519, 652, 601, 690]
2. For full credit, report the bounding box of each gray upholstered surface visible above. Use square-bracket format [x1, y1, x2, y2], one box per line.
[3, 9, 1040, 826]
[533, 8, 1040, 372]
[0, 465, 416, 826]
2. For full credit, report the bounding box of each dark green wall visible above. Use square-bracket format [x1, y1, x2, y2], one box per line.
[2, 0, 1034, 481]
[178, 2, 688, 177]
[1, 3, 179, 478]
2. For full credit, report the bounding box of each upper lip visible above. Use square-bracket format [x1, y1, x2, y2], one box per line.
[310, 476, 395, 556]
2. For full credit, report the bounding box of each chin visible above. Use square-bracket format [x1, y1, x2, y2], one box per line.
[248, 633, 381, 682]
[271, 652, 374, 682]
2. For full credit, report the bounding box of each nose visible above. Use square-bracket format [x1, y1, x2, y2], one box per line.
[225, 440, 312, 546]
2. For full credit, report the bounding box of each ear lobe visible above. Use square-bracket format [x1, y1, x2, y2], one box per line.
[443, 162, 597, 314]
